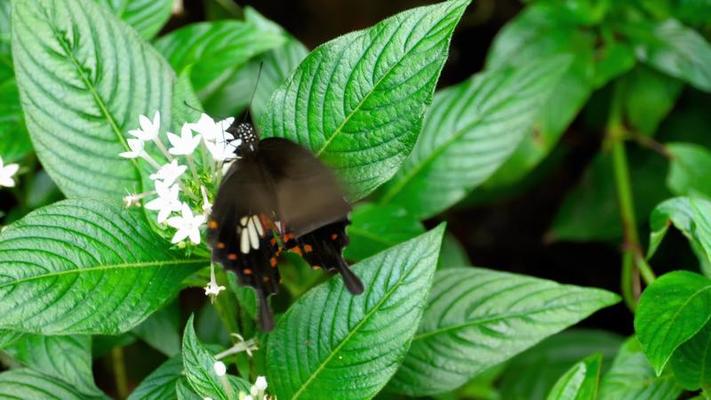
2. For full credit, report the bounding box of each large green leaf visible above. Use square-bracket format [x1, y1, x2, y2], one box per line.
[648, 197, 711, 276]
[599, 337, 682, 400]
[12, 0, 192, 202]
[154, 20, 284, 93]
[387, 268, 620, 396]
[0, 0, 10, 60]
[267, 225, 445, 400]
[0, 369, 95, 399]
[344, 203, 424, 262]
[635, 271, 711, 374]
[626, 18, 711, 92]
[261, 0, 470, 201]
[128, 356, 183, 400]
[499, 330, 623, 400]
[666, 142, 711, 198]
[0, 199, 205, 334]
[669, 320, 711, 390]
[5, 335, 102, 396]
[0, 329, 23, 348]
[546, 354, 602, 400]
[379, 57, 569, 218]
[482, 3, 633, 188]
[96, 0, 172, 39]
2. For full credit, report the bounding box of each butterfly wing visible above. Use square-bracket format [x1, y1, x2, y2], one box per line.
[257, 138, 363, 294]
[208, 156, 282, 331]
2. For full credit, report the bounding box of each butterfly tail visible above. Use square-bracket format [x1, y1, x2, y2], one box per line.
[335, 257, 364, 294]
[256, 287, 275, 331]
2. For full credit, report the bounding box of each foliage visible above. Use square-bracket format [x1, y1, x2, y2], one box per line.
[0, 0, 709, 398]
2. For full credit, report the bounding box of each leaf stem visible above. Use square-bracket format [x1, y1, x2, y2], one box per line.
[607, 84, 657, 310]
[111, 346, 129, 400]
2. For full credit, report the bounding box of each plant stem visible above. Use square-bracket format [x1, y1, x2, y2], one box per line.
[111, 347, 129, 400]
[607, 83, 656, 310]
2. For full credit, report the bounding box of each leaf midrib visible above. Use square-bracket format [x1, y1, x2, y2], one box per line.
[290, 255, 427, 399]
[313, 10, 452, 158]
[43, 6, 141, 188]
[0, 258, 207, 290]
[412, 296, 610, 342]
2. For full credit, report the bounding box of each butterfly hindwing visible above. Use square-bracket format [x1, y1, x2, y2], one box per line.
[208, 157, 282, 330]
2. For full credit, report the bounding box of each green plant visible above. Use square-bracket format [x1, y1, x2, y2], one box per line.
[0, 0, 710, 399]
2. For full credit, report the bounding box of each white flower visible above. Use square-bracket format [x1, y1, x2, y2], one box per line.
[213, 361, 227, 377]
[204, 280, 225, 296]
[254, 376, 267, 391]
[167, 203, 206, 244]
[129, 111, 161, 141]
[150, 160, 187, 186]
[145, 181, 182, 223]
[168, 123, 202, 156]
[191, 113, 234, 142]
[119, 138, 145, 159]
[0, 157, 19, 188]
[206, 137, 241, 162]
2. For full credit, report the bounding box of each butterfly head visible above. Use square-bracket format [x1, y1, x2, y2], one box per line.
[228, 122, 259, 156]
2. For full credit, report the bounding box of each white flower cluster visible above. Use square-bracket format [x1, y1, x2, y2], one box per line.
[120, 111, 240, 246]
[0, 156, 19, 188]
[120, 111, 241, 299]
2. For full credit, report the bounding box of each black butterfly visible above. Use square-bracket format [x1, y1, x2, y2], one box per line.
[207, 120, 364, 331]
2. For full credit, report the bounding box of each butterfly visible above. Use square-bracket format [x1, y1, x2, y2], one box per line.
[207, 119, 364, 331]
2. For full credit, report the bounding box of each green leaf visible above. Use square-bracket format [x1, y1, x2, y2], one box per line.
[647, 197, 711, 275]
[669, 320, 711, 390]
[5, 335, 103, 396]
[12, 0, 193, 202]
[627, 19, 711, 92]
[133, 300, 181, 356]
[437, 233, 470, 269]
[344, 203, 424, 262]
[634, 271, 711, 374]
[176, 378, 203, 400]
[0, 369, 95, 399]
[499, 330, 623, 400]
[0, 329, 23, 348]
[0, 78, 32, 163]
[154, 20, 284, 93]
[96, 0, 172, 39]
[546, 354, 602, 400]
[387, 268, 620, 396]
[380, 56, 569, 218]
[262, 0, 470, 201]
[666, 142, 711, 198]
[691, 197, 711, 273]
[128, 356, 183, 400]
[482, 3, 633, 188]
[0, 0, 11, 60]
[0, 199, 205, 334]
[182, 315, 230, 400]
[621, 66, 683, 136]
[267, 225, 445, 400]
[599, 337, 682, 400]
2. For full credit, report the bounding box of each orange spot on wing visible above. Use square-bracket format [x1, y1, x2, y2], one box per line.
[291, 247, 302, 256]
[227, 253, 237, 261]
[216, 242, 225, 249]
[331, 233, 338, 240]
[270, 257, 278, 267]
[208, 220, 219, 229]
[304, 244, 313, 253]
[243, 268, 253, 275]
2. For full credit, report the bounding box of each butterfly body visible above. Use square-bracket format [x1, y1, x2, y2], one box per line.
[208, 122, 363, 331]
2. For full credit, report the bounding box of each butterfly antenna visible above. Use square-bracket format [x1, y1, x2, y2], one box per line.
[238, 61, 264, 124]
[183, 100, 202, 114]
